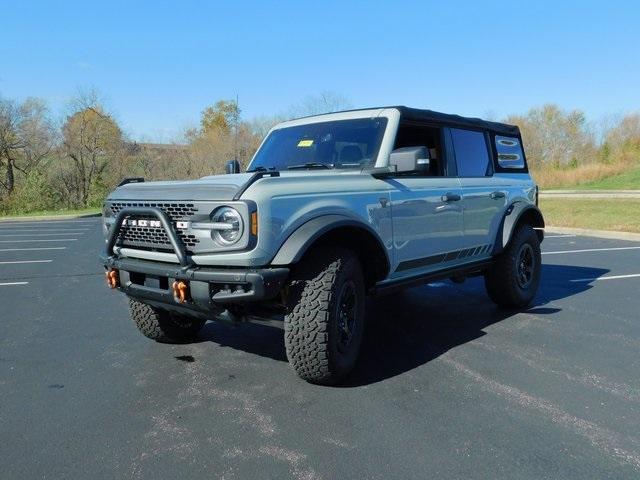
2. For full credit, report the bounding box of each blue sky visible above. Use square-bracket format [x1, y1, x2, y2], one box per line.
[1, 0, 639, 141]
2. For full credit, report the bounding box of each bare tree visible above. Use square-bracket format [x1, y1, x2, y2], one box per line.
[0, 97, 55, 195]
[505, 104, 596, 168]
[0, 98, 23, 193]
[61, 91, 124, 206]
[605, 114, 640, 153]
[286, 91, 352, 119]
[181, 100, 264, 176]
[248, 115, 284, 139]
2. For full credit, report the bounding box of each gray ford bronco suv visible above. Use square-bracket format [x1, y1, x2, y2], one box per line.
[101, 106, 544, 384]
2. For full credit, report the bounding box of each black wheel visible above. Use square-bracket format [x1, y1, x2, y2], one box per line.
[484, 224, 542, 307]
[128, 297, 206, 343]
[284, 246, 365, 384]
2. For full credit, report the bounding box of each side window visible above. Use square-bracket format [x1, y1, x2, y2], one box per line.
[495, 135, 525, 169]
[450, 128, 491, 177]
[393, 123, 444, 176]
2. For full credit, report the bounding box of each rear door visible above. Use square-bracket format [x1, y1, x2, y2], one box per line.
[446, 128, 507, 255]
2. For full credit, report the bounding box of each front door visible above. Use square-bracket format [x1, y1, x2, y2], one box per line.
[387, 176, 465, 277]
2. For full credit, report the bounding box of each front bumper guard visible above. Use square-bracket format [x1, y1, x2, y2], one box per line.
[104, 206, 191, 267]
[102, 207, 289, 312]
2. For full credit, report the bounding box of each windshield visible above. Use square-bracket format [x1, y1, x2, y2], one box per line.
[248, 118, 388, 171]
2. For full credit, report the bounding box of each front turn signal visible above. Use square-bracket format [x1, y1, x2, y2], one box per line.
[251, 211, 258, 236]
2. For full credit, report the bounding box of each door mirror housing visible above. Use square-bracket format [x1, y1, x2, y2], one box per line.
[388, 146, 430, 174]
[225, 159, 241, 174]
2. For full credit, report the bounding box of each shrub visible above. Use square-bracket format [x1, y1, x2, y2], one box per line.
[0, 171, 57, 214]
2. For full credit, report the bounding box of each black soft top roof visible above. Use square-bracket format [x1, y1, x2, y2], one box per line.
[302, 106, 518, 136]
[395, 106, 520, 136]
[293, 106, 521, 137]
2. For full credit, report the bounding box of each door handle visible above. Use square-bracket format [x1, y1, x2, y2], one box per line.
[490, 191, 506, 199]
[441, 192, 461, 202]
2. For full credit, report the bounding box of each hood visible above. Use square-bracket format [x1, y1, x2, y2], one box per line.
[107, 173, 256, 201]
[107, 169, 365, 202]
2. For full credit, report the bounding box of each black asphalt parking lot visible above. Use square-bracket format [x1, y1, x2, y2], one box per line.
[1, 218, 640, 479]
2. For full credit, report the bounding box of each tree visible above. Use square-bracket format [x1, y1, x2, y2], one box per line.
[286, 91, 352, 119]
[604, 114, 640, 162]
[61, 92, 123, 207]
[184, 99, 262, 174]
[505, 104, 596, 168]
[200, 100, 240, 134]
[248, 115, 283, 139]
[0, 98, 23, 194]
[0, 97, 54, 195]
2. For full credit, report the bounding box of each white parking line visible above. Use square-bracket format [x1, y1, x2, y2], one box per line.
[0, 281, 29, 286]
[544, 234, 577, 238]
[0, 228, 90, 233]
[0, 233, 86, 237]
[571, 273, 640, 282]
[0, 239, 77, 243]
[543, 246, 640, 255]
[0, 247, 66, 252]
[0, 259, 53, 265]
[0, 220, 98, 225]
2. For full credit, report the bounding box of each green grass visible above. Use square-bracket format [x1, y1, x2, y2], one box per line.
[0, 207, 100, 219]
[564, 165, 640, 190]
[539, 198, 640, 233]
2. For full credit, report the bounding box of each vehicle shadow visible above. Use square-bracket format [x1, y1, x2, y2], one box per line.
[343, 263, 608, 387]
[195, 263, 608, 385]
[198, 319, 288, 362]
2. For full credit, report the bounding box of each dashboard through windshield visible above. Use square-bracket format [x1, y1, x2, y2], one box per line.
[248, 118, 388, 171]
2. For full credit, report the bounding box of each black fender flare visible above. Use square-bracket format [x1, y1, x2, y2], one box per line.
[270, 214, 390, 269]
[493, 202, 545, 255]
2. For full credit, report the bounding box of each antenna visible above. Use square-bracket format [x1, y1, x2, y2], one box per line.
[234, 93, 239, 164]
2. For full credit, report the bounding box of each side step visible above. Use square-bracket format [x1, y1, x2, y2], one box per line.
[371, 260, 492, 296]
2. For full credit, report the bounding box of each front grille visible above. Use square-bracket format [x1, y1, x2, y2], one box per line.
[109, 201, 201, 252]
[109, 202, 198, 222]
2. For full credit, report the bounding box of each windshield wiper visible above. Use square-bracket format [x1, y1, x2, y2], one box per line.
[287, 162, 331, 170]
[247, 166, 277, 173]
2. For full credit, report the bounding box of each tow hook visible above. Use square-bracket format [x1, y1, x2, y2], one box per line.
[106, 269, 119, 289]
[172, 280, 189, 304]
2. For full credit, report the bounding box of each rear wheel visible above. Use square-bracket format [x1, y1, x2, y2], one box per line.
[484, 224, 541, 307]
[284, 246, 365, 384]
[128, 298, 206, 343]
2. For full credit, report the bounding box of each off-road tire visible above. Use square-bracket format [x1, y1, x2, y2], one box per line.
[284, 246, 365, 385]
[484, 224, 541, 307]
[128, 297, 206, 343]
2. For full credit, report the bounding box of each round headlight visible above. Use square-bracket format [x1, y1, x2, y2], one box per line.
[102, 203, 114, 235]
[211, 207, 244, 245]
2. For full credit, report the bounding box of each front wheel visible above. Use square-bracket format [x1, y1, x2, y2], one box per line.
[484, 224, 542, 307]
[128, 298, 206, 343]
[284, 246, 365, 385]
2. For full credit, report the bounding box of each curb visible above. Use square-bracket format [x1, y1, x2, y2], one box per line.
[546, 226, 640, 242]
[0, 213, 101, 223]
[539, 193, 640, 199]
[542, 190, 639, 194]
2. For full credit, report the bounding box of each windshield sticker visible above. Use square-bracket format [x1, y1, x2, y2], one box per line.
[297, 139, 314, 147]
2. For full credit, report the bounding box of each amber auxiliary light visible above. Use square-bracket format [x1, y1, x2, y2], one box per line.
[105, 269, 119, 289]
[172, 280, 189, 304]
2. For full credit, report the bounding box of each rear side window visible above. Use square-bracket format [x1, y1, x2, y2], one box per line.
[450, 128, 491, 177]
[495, 136, 525, 169]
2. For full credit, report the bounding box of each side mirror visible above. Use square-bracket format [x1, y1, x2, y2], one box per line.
[225, 159, 241, 174]
[388, 147, 430, 174]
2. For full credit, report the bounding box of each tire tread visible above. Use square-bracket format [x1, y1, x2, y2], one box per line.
[284, 246, 362, 384]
